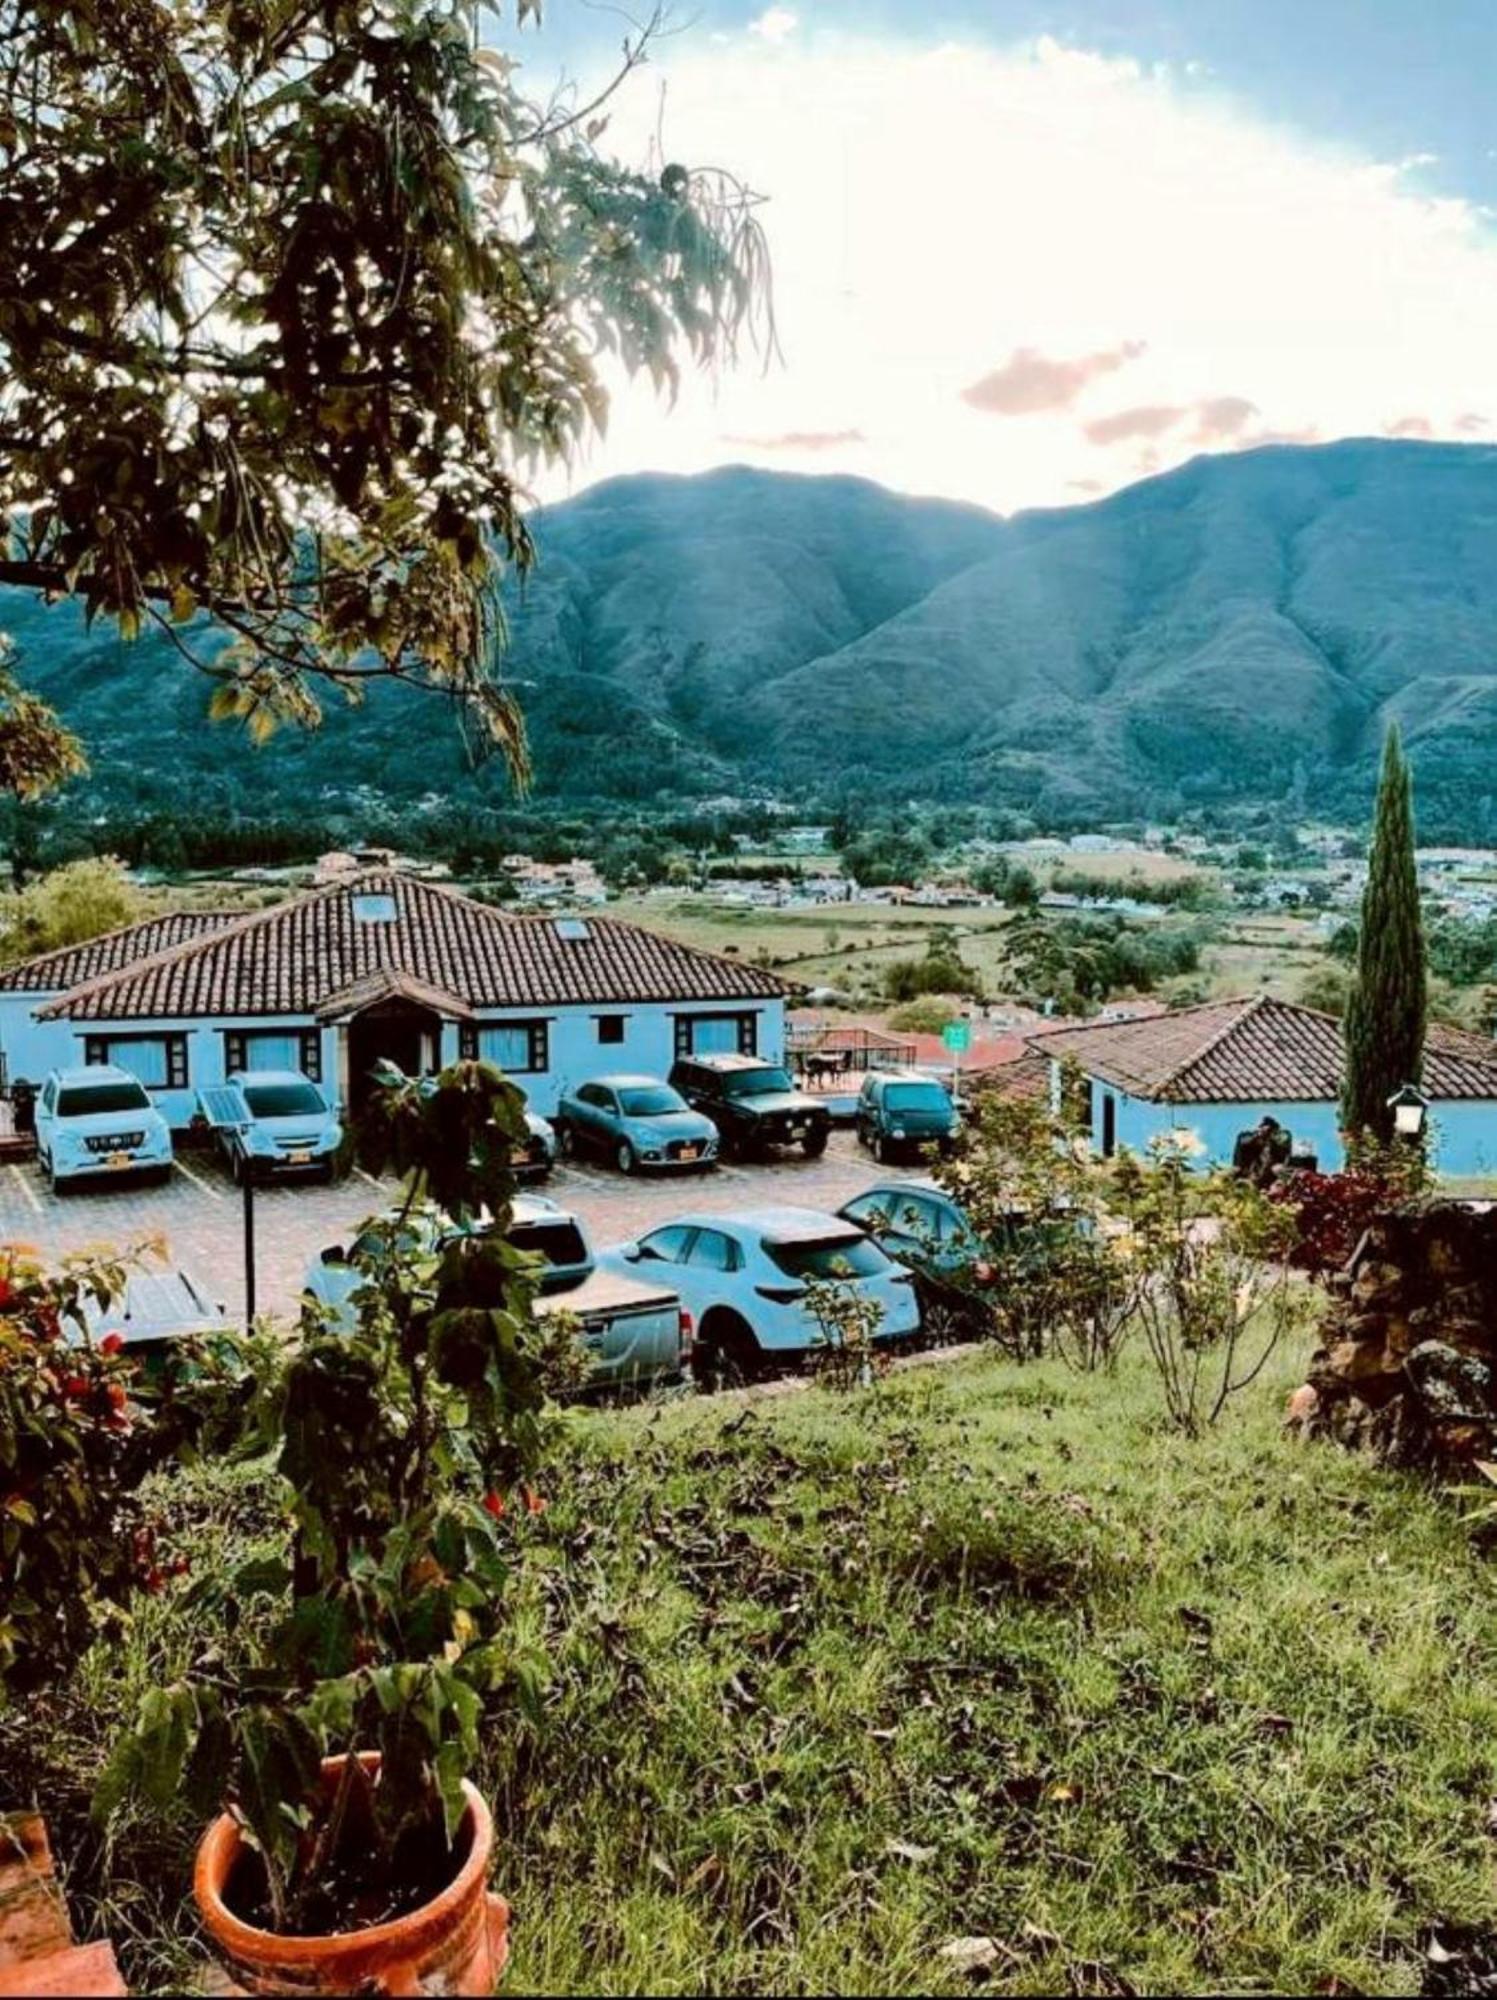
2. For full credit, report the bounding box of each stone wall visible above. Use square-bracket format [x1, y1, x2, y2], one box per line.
[1291, 1199, 1497, 1466]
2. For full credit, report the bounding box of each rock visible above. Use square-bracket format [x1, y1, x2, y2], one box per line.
[1285, 1384, 1319, 1428]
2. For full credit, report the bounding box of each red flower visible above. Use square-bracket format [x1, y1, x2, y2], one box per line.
[0, 1277, 13, 1310]
[62, 1374, 88, 1399]
[482, 1490, 506, 1520]
[523, 1486, 546, 1516]
[100, 1332, 125, 1356]
[106, 1382, 128, 1412]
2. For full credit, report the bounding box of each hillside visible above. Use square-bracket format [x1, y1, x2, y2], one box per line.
[5, 441, 1497, 832]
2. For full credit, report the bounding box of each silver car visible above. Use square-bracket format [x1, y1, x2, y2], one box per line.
[556, 1075, 718, 1175]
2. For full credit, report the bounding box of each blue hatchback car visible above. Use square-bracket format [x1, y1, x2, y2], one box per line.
[556, 1074, 719, 1175]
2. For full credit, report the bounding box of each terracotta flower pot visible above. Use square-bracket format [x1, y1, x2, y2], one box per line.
[194, 1755, 509, 1997]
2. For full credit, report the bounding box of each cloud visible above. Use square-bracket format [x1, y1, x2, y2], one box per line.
[960, 341, 1145, 416]
[1193, 395, 1259, 441]
[721, 427, 866, 450]
[539, 27, 1497, 513]
[1084, 404, 1188, 447]
[1386, 414, 1435, 438]
[748, 7, 798, 43]
[1455, 412, 1491, 434]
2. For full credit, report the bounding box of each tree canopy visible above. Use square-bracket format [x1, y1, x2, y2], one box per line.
[0, 1, 771, 778]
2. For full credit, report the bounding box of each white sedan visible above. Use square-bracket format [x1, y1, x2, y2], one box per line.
[598, 1204, 921, 1387]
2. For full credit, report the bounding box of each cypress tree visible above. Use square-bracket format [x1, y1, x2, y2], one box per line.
[1341, 726, 1427, 1141]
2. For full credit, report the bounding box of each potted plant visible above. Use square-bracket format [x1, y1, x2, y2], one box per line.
[101, 1062, 573, 1995]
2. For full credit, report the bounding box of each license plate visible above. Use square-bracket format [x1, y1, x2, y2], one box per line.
[289, 1150, 311, 1165]
[107, 1152, 131, 1170]
[789, 1123, 806, 1138]
[679, 1144, 699, 1160]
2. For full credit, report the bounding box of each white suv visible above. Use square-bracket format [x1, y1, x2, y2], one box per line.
[35, 1064, 174, 1194]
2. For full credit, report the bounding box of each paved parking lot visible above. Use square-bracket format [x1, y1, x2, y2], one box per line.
[0, 1130, 921, 1321]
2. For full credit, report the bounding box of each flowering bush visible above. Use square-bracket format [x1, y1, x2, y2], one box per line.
[1269, 1145, 1431, 1279]
[101, 1062, 572, 1936]
[0, 1240, 194, 1699]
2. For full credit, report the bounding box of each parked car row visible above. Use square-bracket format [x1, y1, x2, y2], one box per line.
[31, 1054, 963, 1198]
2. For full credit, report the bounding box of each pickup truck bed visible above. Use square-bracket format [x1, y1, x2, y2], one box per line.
[536, 1267, 683, 1387]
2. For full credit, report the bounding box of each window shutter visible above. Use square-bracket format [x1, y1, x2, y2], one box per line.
[673, 1016, 691, 1062]
[167, 1035, 188, 1089]
[459, 1023, 478, 1061]
[527, 1022, 549, 1073]
[224, 1031, 246, 1075]
[300, 1031, 322, 1082]
[736, 1014, 757, 1056]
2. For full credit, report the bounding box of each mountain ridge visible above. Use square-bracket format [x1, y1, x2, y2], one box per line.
[4, 439, 1497, 835]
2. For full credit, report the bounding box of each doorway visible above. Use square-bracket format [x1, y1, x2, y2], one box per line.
[345, 1001, 442, 1111]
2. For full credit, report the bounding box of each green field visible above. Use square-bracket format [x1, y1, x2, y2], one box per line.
[18, 1334, 1497, 1996]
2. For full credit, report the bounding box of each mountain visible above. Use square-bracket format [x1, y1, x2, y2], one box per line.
[6, 440, 1497, 833]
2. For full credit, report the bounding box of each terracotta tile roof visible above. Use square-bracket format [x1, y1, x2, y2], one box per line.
[36, 873, 790, 1022]
[0, 910, 238, 994]
[1026, 994, 1497, 1103]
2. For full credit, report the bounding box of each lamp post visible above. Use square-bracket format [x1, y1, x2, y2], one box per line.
[1387, 1083, 1430, 1145]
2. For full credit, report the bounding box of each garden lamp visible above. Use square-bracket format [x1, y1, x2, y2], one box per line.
[1387, 1084, 1429, 1140]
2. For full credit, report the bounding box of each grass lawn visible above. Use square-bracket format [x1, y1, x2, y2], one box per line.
[15, 1331, 1497, 1995]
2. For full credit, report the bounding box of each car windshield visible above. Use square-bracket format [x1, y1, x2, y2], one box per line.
[509, 1219, 588, 1268]
[884, 1083, 951, 1112]
[767, 1234, 889, 1280]
[618, 1086, 685, 1117]
[56, 1081, 150, 1117]
[721, 1066, 795, 1097]
[243, 1081, 324, 1118]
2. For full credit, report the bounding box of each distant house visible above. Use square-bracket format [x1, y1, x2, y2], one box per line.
[0, 873, 790, 1122]
[1030, 994, 1497, 1175]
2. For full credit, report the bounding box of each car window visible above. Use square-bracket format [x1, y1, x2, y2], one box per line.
[885, 1083, 951, 1112]
[243, 1081, 324, 1118]
[637, 1224, 696, 1264]
[41, 1082, 55, 1112]
[891, 1195, 942, 1238]
[56, 1080, 152, 1117]
[839, 1193, 879, 1228]
[720, 1066, 795, 1097]
[767, 1234, 889, 1280]
[686, 1228, 741, 1273]
[618, 1085, 684, 1117]
[508, 1218, 589, 1268]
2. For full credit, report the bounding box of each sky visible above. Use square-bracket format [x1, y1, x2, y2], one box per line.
[512, 1, 1497, 516]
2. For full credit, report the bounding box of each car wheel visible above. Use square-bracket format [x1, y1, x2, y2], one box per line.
[803, 1127, 829, 1160]
[557, 1121, 579, 1160]
[695, 1313, 762, 1392]
[872, 1132, 887, 1165]
[616, 1140, 636, 1176]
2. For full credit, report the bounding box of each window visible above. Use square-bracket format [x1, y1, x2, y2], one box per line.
[577, 1083, 611, 1110]
[476, 1021, 548, 1074]
[673, 1012, 758, 1061]
[224, 1029, 322, 1082]
[766, 1234, 888, 1280]
[57, 1078, 152, 1117]
[595, 1015, 626, 1045]
[618, 1085, 685, 1118]
[242, 1079, 326, 1118]
[352, 892, 398, 924]
[83, 1033, 187, 1090]
[637, 1225, 696, 1265]
[686, 1229, 742, 1273]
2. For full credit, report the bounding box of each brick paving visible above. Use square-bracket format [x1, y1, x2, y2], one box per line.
[0, 1131, 920, 1323]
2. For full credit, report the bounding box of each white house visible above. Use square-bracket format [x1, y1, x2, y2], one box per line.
[0, 872, 791, 1124]
[1031, 994, 1497, 1177]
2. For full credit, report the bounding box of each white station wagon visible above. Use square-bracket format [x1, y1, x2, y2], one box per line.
[599, 1204, 921, 1387]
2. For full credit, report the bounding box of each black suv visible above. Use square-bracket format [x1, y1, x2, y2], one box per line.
[668, 1054, 831, 1161]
